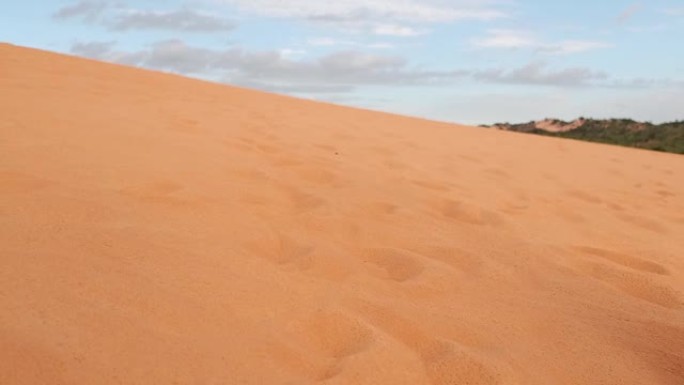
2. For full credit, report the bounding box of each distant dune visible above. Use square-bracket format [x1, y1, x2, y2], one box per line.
[1, 43, 684, 385]
[486, 118, 684, 154]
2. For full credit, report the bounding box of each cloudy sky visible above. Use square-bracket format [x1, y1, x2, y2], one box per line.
[2, 0, 683, 124]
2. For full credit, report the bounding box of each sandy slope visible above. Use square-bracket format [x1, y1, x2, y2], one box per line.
[1, 43, 683, 385]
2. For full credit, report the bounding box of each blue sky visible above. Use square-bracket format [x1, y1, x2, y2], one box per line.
[2, 0, 683, 124]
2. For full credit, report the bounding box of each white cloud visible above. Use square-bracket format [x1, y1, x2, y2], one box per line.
[474, 62, 609, 86]
[307, 37, 340, 47]
[471, 29, 612, 55]
[55, 1, 503, 38]
[216, 0, 506, 23]
[70, 40, 469, 94]
[71, 40, 117, 57]
[306, 37, 394, 49]
[54, 2, 236, 32]
[368, 42, 395, 49]
[214, 0, 505, 36]
[110, 9, 236, 32]
[540, 40, 613, 55]
[471, 29, 536, 48]
[70, 39, 629, 94]
[279, 48, 307, 58]
[53, 0, 111, 21]
[372, 24, 426, 37]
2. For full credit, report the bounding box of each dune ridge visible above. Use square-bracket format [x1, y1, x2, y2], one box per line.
[1, 43, 684, 385]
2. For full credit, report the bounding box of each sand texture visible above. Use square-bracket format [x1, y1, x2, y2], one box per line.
[2, 43, 684, 385]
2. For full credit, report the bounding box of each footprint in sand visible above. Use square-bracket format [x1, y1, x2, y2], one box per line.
[410, 246, 484, 275]
[293, 165, 339, 186]
[577, 261, 681, 309]
[305, 311, 376, 359]
[355, 304, 513, 385]
[120, 180, 194, 206]
[244, 233, 315, 270]
[255, 143, 281, 155]
[607, 202, 624, 212]
[615, 213, 668, 234]
[366, 201, 399, 216]
[384, 159, 410, 170]
[360, 248, 426, 282]
[287, 188, 325, 211]
[574, 246, 669, 275]
[483, 167, 511, 180]
[292, 311, 376, 381]
[555, 207, 587, 224]
[271, 184, 325, 212]
[167, 117, 206, 135]
[567, 190, 603, 204]
[420, 340, 513, 385]
[439, 199, 506, 227]
[412, 179, 451, 192]
[656, 189, 676, 198]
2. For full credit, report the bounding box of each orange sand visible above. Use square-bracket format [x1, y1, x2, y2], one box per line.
[1, 43, 683, 385]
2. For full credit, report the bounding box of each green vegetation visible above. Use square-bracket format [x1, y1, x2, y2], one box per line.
[488, 119, 684, 155]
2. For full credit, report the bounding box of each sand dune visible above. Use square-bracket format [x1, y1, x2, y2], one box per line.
[1, 43, 683, 385]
